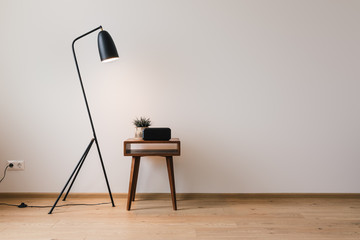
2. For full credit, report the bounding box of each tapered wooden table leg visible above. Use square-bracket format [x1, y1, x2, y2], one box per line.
[166, 156, 177, 210]
[131, 157, 140, 201]
[127, 156, 140, 210]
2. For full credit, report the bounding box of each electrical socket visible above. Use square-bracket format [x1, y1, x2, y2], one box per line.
[7, 160, 25, 171]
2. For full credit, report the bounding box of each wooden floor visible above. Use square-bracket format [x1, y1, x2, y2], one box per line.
[0, 194, 360, 240]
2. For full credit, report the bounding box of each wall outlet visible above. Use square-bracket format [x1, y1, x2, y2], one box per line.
[7, 160, 25, 171]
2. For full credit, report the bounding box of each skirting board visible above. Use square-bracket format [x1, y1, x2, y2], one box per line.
[0, 192, 359, 199]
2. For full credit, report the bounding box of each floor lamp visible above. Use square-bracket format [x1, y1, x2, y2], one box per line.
[49, 26, 119, 214]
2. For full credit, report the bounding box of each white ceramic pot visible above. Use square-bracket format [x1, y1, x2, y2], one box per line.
[134, 127, 147, 139]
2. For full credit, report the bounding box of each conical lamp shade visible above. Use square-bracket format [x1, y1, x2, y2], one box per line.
[98, 30, 119, 63]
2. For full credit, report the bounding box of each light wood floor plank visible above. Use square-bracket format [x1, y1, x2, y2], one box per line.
[0, 196, 359, 239]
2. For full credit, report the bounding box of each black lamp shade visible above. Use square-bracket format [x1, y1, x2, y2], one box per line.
[98, 30, 119, 62]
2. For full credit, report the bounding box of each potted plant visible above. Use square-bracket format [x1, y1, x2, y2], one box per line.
[133, 117, 151, 139]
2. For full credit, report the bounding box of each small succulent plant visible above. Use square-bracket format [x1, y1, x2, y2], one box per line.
[133, 117, 151, 127]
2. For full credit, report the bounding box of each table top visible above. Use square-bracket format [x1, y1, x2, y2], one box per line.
[124, 138, 180, 143]
[124, 138, 181, 156]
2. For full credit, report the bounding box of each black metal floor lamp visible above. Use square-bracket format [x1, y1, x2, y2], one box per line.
[49, 26, 119, 214]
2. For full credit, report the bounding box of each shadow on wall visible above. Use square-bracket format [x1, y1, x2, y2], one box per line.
[173, 130, 269, 193]
[119, 125, 276, 194]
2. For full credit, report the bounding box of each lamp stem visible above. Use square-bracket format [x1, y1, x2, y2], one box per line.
[71, 27, 101, 145]
[72, 26, 102, 44]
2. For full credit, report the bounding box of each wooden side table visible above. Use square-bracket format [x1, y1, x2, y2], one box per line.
[124, 138, 181, 210]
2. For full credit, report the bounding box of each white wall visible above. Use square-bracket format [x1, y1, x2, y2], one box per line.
[0, 0, 359, 193]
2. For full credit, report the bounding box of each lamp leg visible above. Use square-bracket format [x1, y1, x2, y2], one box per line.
[48, 139, 95, 214]
[62, 138, 95, 201]
[94, 138, 115, 207]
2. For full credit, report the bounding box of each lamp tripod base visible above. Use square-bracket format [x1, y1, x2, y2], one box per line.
[48, 138, 115, 214]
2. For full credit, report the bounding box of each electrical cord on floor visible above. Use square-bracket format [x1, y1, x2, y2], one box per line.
[0, 164, 111, 209]
[0, 202, 111, 208]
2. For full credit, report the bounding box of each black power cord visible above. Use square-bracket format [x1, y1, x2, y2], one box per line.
[0, 163, 111, 209]
[0, 163, 13, 183]
[0, 202, 111, 208]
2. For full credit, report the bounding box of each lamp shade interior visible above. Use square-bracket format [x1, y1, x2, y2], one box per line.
[98, 30, 119, 62]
